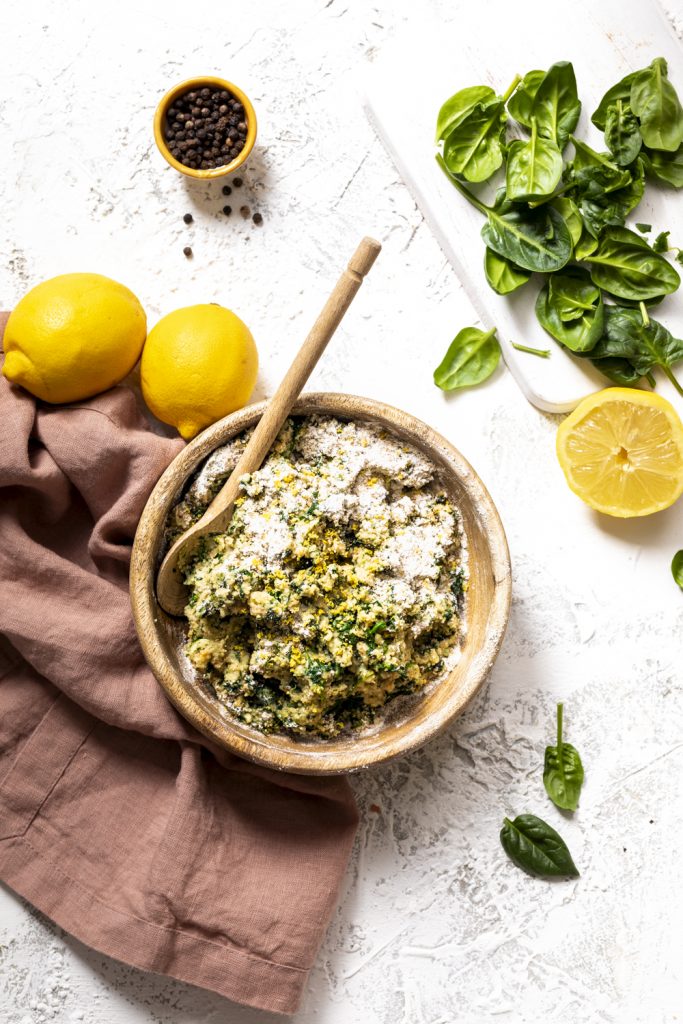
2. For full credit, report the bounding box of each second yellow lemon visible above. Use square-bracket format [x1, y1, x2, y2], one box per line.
[141, 305, 258, 439]
[557, 387, 683, 517]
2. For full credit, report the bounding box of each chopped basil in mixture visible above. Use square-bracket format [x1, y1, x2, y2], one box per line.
[169, 416, 467, 738]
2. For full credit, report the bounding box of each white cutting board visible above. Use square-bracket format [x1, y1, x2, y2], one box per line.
[365, 0, 683, 412]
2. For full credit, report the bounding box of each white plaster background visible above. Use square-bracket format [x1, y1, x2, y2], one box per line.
[0, 1, 682, 1022]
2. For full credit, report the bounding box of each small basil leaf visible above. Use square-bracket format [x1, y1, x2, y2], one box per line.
[604, 100, 642, 166]
[585, 226, 680, 300]
[630, 57, 683, 153]
[589, 305, 683, 392]
[543, 703, 584, 812]
[482, 204, 572, 273]
[548, 268, 600, 322]
[552, 197, 583, 247]
[592, 70, 638, 130]
[643, 143, 683, 188]
[506, 119, 563, 201]
[434, 326, 500, 391]
[442, 101, 506, 183]
[531, 61, 581, 150]
[500, 814, 579, 878]
[589, 356, 643, 386]
[536, 282, 604, 353]
[484, 249, 531, 295]
[436, 85, 499, 142]
[507, 69, 545, 128]
[672, 550, 683, 589]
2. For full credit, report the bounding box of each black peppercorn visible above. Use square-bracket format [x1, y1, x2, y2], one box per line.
[240, 205, 250, 218]
[183, 246, 193, 257]
[252, 212, 263, 225]
[233, 177, 243, 187]
[222, 184, 232, 196]
[183, 213, 193, 224]
[164, 84, 250, 171]
[223, 205, 232, 215]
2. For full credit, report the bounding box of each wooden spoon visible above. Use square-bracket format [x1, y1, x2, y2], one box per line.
[156, 236, 382, 616]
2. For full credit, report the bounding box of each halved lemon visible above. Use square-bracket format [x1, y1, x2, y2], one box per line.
[556, 387, 683, 517]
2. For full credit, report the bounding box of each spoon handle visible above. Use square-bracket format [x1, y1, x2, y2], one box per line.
[193, 236, 381, 531]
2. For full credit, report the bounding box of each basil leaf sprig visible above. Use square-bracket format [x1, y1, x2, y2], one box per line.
[434, 326, 501, 392]
[543, 703, 585, 811]
[500, 814, 579, 878]
[672, 550, 683, 589]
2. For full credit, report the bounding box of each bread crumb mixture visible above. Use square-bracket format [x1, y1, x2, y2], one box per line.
[170, 416, 467, 738]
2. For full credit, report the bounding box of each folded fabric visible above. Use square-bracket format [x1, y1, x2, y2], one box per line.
[0, 312, 358, 1016]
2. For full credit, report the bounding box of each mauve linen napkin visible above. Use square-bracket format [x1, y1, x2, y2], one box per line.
[0, 312, 358, 1016]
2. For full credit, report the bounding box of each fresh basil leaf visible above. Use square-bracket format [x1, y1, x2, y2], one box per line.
[531, 61, 581, 150]
[590, 305, 683, 394]
[643, 143, 683, 188]
[484, 249, 531, 295]
[585, 226, 680, 300]
[672, 550, 683, 589]
[552, 197, 583, 247]
[630, 57, 683, 153]
[604, 100, 642, 166]
[500, 814, 579, 878]
[442, 100, 506, 183]
[434, 326, 500, 391]
[482, 204, 572, 273]
[506, 119, 563, 201]
[574, 226, 598, 261]
[592, 70, 638, 130]
[436, 85, 499, 142]
[653, 230, 670, 253]
[549, 268, 600, 322]
[589, 356, 643, 386]
[543, 703, 584, 812]
[507, 69, 545, 128]
[536, 281, 604, 352]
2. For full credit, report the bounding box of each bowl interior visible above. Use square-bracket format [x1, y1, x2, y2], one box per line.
[153, 75, 257, 179]
[130, 394, 511, 774]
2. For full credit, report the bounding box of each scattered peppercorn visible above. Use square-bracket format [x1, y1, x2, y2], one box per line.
[240, 205, 250, 218]
[183, 213, 193, 224]
[165, 87, 249, 171]
[222, 184, 232, 196]
[183, 246, 193, 258]
[233, 177, 243, 187]
[252, 212, 263, 225]
[223, 205, 232, 216]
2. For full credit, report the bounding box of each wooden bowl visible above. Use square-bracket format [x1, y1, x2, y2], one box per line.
[130, 393, 511, 774]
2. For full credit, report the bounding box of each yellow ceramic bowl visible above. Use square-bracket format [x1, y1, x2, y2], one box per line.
[153, 75, 257, 179]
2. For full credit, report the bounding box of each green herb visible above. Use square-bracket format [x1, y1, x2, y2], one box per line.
[436, 85, 499, 142]
[511, 342, 550, 358]
[543, 703, 584, 811]
[484, 248, 531, 295]
[630, 58, 683, 153]
[643, 143, 683, 188]
[591, 70, 638, 130]
[585, 226, 680, 300]
[604, 99, 642, 166]
[536, 278, 605, 353]
[507, 69, 545, 128]
[500, 814, 579, 878]
[588, 302, 683, 395]
[548, 268, 600, 322]
[553, 197, 583, 246]
[506, 117, 563, 201]
[367, 620, 387, 638]
[653, 230, 670, 253]
[531, 61, 581, 150]
[672, 550, 683, 589]
[636, 222, 652, 233]
[442, 99, 507, 183]
[433, 325, 501, 392]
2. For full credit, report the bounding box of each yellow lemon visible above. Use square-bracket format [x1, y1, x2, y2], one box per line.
[140, 304, 258, 440]
[3, 273, 146, 403]
[556, 387, 683, 517]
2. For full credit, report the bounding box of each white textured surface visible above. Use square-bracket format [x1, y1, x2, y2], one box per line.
[0, 1, 682, 1022]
